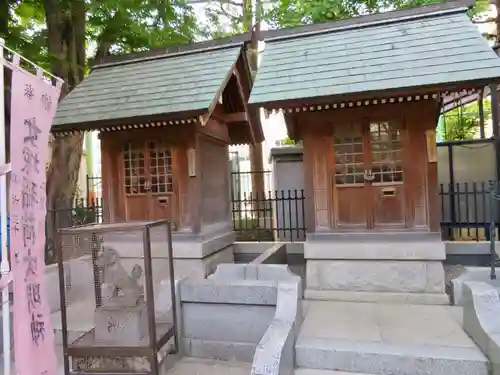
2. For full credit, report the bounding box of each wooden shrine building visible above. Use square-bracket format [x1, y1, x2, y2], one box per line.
[249, 0, 500, 302]
[51, 35, 263, 277]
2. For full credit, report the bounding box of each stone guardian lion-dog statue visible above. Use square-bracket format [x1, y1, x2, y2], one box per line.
[96, 246, 144, 307]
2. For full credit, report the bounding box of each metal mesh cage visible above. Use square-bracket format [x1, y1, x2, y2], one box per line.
[56, 220, 177, 375]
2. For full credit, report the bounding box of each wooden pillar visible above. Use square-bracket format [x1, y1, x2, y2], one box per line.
[478, 89, 485, 139]
[489, 83, 500, 181]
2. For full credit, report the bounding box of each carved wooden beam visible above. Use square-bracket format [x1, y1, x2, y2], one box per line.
[232, 65, 256, 144]
[211, 103, 247, 123]
[199, 68, 234, 127]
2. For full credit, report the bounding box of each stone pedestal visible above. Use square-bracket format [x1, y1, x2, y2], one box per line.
[94, 302, 149, 345]
[304, 232, 450, 305]
[101, 226, 236, 280]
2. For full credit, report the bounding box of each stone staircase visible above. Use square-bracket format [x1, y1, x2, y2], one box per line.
[34, 261, 498, 375]
[293, 301, 488, 375]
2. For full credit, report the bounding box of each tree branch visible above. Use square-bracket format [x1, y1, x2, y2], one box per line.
[473, 17, 496, 24]
[93, 10, 127, 62]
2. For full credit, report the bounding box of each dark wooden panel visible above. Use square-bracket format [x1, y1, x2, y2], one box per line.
[126, 195, 149, 221]
[372, 185, 405, 227]
[150, 193, 175, 222]
[336, 186, 367, 228]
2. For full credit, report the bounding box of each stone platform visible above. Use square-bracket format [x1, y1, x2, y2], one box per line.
[164, 357, 251, 375]
[304, 232, 449, 304]
[295, 301, 489, 375]
[295, 371, 377, 375]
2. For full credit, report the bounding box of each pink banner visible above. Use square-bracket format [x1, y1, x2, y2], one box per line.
[9, 66, 62, 375]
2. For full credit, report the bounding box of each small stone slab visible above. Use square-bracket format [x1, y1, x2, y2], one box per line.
[94, 302, 148, 345]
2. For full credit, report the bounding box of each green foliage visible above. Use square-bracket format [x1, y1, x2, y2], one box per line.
[263, 0, 491, 29]
[4, 0, 201, 74]
[440, 99, 492, 141]
[281, 137, 296, 145]
[87, 0, 198, 56]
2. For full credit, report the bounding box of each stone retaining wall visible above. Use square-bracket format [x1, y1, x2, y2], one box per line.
[178, 264, 302, 374]
[463, 281, 500, 375]
[451, 267, 500, 305]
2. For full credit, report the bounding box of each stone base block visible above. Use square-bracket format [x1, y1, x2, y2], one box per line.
[182, 338, 257, 362]
[307, 260, 446, 293]
[94, 303, 148, 345]
[72, 355, 152, 373]
[173, 244, 234, 279]
[304, 289, 449, 305]
[172, 229, 235, 258]
[305, 235, 445, 261]
[102, 227, 236, 280]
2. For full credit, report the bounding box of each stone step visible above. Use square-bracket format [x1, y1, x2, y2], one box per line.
[295, 301, 489, 375]
[164, 357, 251, 375]
[295, 337, 489, 375]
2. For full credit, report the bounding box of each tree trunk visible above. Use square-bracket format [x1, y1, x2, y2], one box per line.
[43, 0, 86, 262]
[243, 0, 266, 197]
[44, 0, 119, 261]
[45, 0, 86, 212]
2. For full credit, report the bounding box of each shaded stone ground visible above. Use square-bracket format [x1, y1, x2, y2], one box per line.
[444, 264, 467, 304]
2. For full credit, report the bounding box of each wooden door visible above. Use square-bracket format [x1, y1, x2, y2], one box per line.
[368, 121, 405, 229]
[123, 140, 175, 221]
[146, 140, 175, 222]
[334, 123, 368, 229]
[123, 141, 149, 220]
[333, 121, 406, 229]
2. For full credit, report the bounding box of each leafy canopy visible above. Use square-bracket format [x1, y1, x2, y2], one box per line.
[262, 0, 491, 28]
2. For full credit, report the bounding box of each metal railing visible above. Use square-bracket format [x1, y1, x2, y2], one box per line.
[488, 181, 500, 280]
[232, 189, 306, 242]
[439, 181, 500, 242]
[45, 197, 103, 264]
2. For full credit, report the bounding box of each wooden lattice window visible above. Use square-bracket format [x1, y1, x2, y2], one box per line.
[334, 124, 364, 185]
[124, 141, 146, 194]
[369, 122, 403, 184]
[147, 140, 173, 194]
[123, 140, 173, 195]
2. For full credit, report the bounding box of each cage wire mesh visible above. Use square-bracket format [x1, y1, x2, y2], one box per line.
[57, 221, 177, 375]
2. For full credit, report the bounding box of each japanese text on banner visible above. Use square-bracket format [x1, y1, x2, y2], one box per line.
[9, 67, 61, 375]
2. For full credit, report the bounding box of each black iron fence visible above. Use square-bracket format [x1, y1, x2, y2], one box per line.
[232, 190, 306, 242]
[439, 181, 500, 241]
[45, 197, 103, 264]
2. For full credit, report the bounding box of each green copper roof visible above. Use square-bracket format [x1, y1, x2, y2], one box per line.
[249, 10, 500, 106]
[52, 45, 242, 129]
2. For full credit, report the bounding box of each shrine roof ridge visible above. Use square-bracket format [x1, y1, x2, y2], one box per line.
[91, 32, 252, 70]
[260, 0, 474, 43]
[248, 0, 500, 109]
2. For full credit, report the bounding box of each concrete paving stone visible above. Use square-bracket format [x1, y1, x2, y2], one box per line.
[298, 301, 382, 342]
[295, 370, 377, 375]
[164, 357, 251, 375]
[299, 301, 477, 348]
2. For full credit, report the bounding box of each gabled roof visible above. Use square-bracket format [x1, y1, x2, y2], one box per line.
[53, 45, 241, 129]
[249, 2, 500, 108]
[50, 34, 264, 143]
